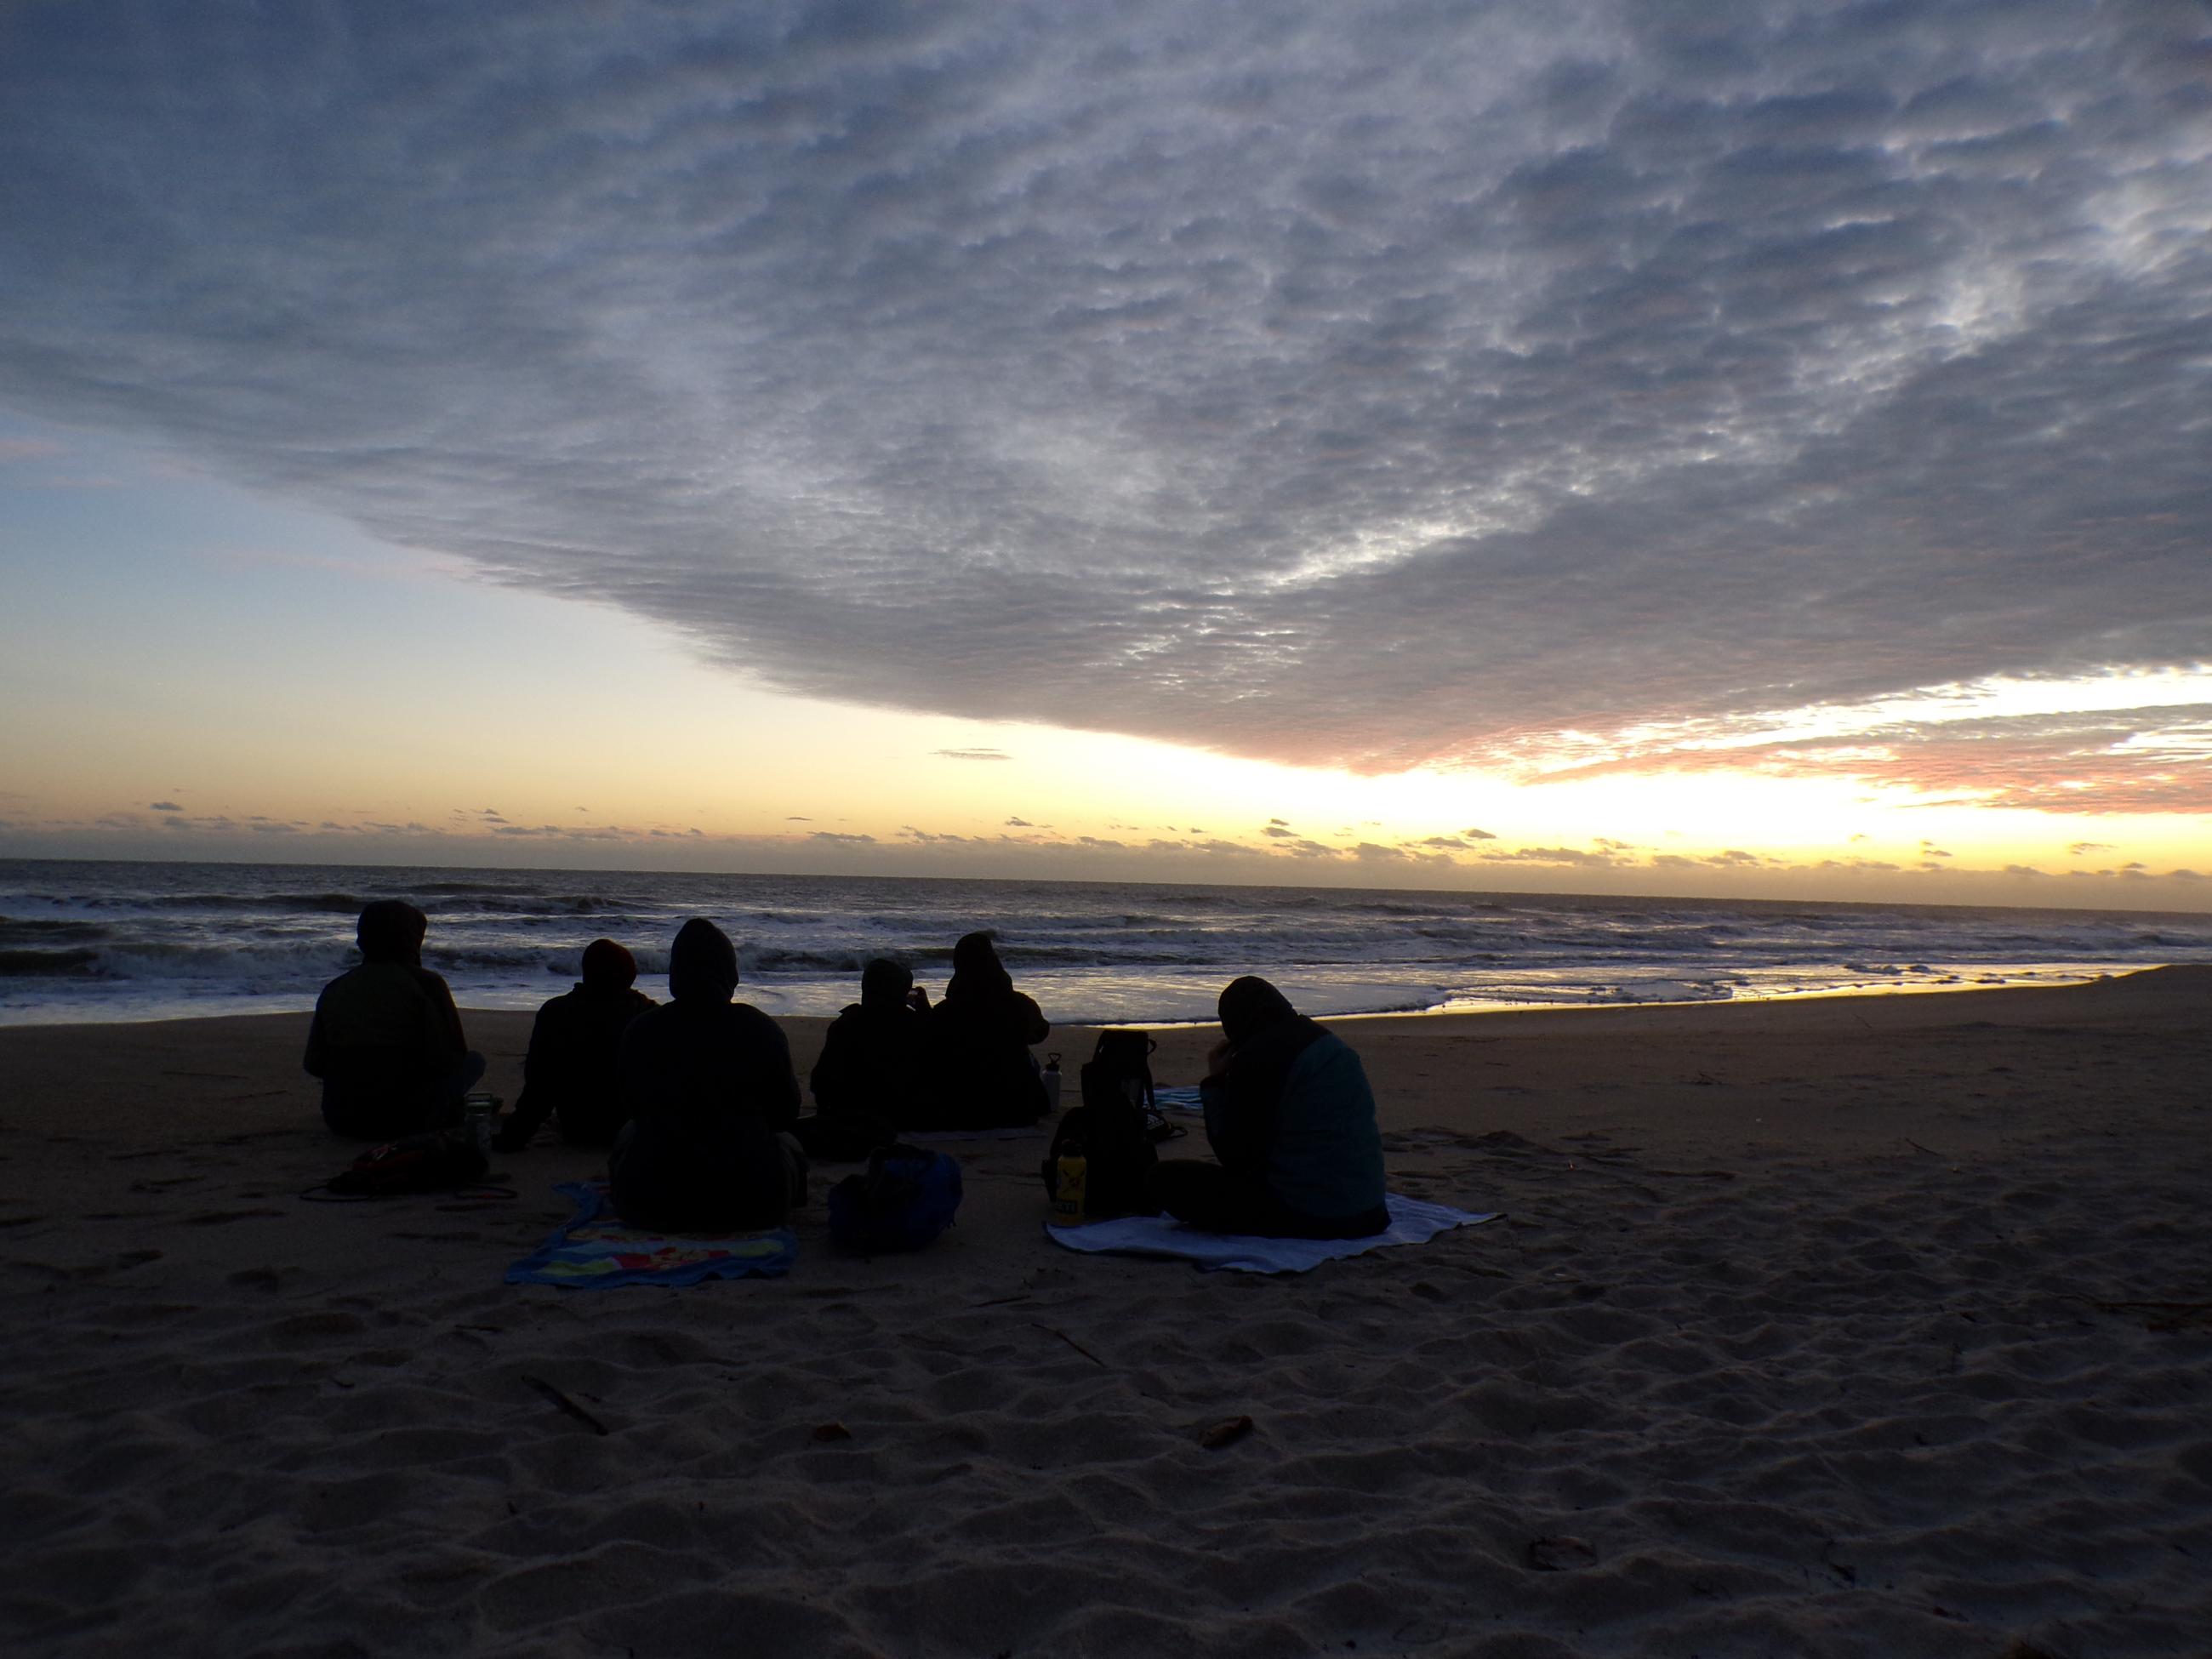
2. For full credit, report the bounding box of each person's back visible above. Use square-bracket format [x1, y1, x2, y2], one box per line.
[499, 940, 655, 1151]
[1245, 1029, 1386, 1223]
[609, 918, 803, 1229]
[920, 932, 1049, 1129]
[812, 959, 928, 1115]
[1153, 975, 1387, 1239]
[305, 899, 481, 1139]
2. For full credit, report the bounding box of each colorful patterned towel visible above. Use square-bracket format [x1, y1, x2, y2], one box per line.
[1045, 1194, 1499, 1274]
[505, 1180, 797, 1288]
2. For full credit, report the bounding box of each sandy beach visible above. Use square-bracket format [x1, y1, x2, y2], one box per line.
[3, 969, 2208, 1657]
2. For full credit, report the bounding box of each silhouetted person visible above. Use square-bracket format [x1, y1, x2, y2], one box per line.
[305, 899, 485, 1139]
[919, 931, 1050, 1129]
[608, 918, 804, 1229]
[495, 939, 656, 1152]
[797, 957, 921, 1160]
[1146, 976, 1388, 1239]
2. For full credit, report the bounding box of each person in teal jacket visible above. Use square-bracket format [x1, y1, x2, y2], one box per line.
[1147, 976, 1388, 1238]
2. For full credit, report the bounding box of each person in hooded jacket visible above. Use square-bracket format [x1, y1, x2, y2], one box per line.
[495, 938, 656, 1152]
[919, 931, 1050, 1129]
[305, 898, 484, 1138]
[1146, 975, 1388, 1239]
[607, 918, 806, 1229]
[797, 957, 922, 1159]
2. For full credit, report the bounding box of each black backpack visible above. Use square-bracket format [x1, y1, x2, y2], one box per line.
[1039, 1030, 1162, 1217]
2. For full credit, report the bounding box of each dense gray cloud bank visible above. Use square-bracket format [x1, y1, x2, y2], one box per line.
[3, 1, 2208, 801]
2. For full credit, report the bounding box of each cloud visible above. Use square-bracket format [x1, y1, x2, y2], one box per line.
[147, 801, 181, 812]
[933, 750, 1012, 762]
[1005, 816, 1032, 827]
[1262, 824, 1296, 839]
[0, 436, 65, 460]
[3, 4, 2209, 807]
[809, 830, 877, 846]
[1482, 843, 1634, 869]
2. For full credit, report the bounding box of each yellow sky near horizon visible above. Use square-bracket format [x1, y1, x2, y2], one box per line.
[3, 437, 2206, 909]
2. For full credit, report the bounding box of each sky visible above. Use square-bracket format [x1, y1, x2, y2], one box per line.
[2, 0, 2209, 908]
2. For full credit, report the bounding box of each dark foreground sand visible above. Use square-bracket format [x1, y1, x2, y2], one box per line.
[3, 970, 2208, 1657]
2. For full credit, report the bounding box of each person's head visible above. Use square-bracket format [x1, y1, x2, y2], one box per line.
[1218, 975, 1298, 1046]
[951, 931, 1002, 978]
[579, 938, 638, 991]
[668, 917, 739, 1003]
[356, 899, 429, 966]
[949, 930, 1018, 997]
[860, 956, 913, 1010]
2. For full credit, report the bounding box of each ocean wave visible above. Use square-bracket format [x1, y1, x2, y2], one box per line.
[0, 917, 112, 945]
[0, 947, 103, 977]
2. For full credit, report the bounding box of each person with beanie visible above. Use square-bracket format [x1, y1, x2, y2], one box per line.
[495, 938, 657, 1151]
[608, 918, 806, 1229]
[305, 898, 484, 1138]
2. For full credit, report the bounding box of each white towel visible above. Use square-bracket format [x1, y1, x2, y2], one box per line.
[1044, 1193, 1500, 1274]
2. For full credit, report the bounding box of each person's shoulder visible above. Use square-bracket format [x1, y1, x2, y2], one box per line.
[1293, 1027, 1360, 1071]
[316, 963, 365, 998]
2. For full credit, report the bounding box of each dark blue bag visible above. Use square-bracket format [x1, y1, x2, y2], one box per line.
[828, 1143, 962, 1252]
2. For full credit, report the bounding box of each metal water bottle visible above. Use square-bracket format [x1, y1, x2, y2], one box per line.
[1041, 1053, 1063, 1114]
[462, 1092, 497, 1155]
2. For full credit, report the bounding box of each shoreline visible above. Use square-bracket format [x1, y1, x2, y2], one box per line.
[0, 954, 2184, 1035]
[3, 964, 2207, 1653]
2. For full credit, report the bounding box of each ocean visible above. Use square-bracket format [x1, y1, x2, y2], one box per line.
[3, 858, 2209, 1029]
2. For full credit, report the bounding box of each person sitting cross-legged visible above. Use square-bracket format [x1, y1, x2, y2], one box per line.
[495, 938, 656, 1152]
[608, 918, 806, 1230]
[305, 898, 484, 1140]
[796, 957, 921, 1160]
[1145, 976, 1388, 1240]
[916, 931, 1050, 1130]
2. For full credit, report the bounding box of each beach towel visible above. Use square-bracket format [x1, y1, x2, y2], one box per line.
[1044, 1193, 1498, 1274]
[505, 1180, 797, 1288]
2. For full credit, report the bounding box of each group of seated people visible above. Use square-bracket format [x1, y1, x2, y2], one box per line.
[305, 904, 1385, 1240]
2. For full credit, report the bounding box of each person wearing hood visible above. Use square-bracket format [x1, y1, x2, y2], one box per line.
[1147, 976, 1388, 1239]
[920, 931, 1051, 1129]
[305, 898, 484, 1138]
[799, 957, 924, 1158]
[495, 939, 656, 1152]
[607, 918, 805, 1229]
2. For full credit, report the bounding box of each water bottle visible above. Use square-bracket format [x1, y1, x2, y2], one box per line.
[462, 1092, 497, 1155]
[1051, 1147, 1087, 1226]
[1041, 1053, 1063, 1114]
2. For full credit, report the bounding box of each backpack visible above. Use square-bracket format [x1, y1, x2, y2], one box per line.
[1039, 1031, 1163, 1218]
[325, 1131, 491, 1196]
[827, 1143, 963, 1252]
